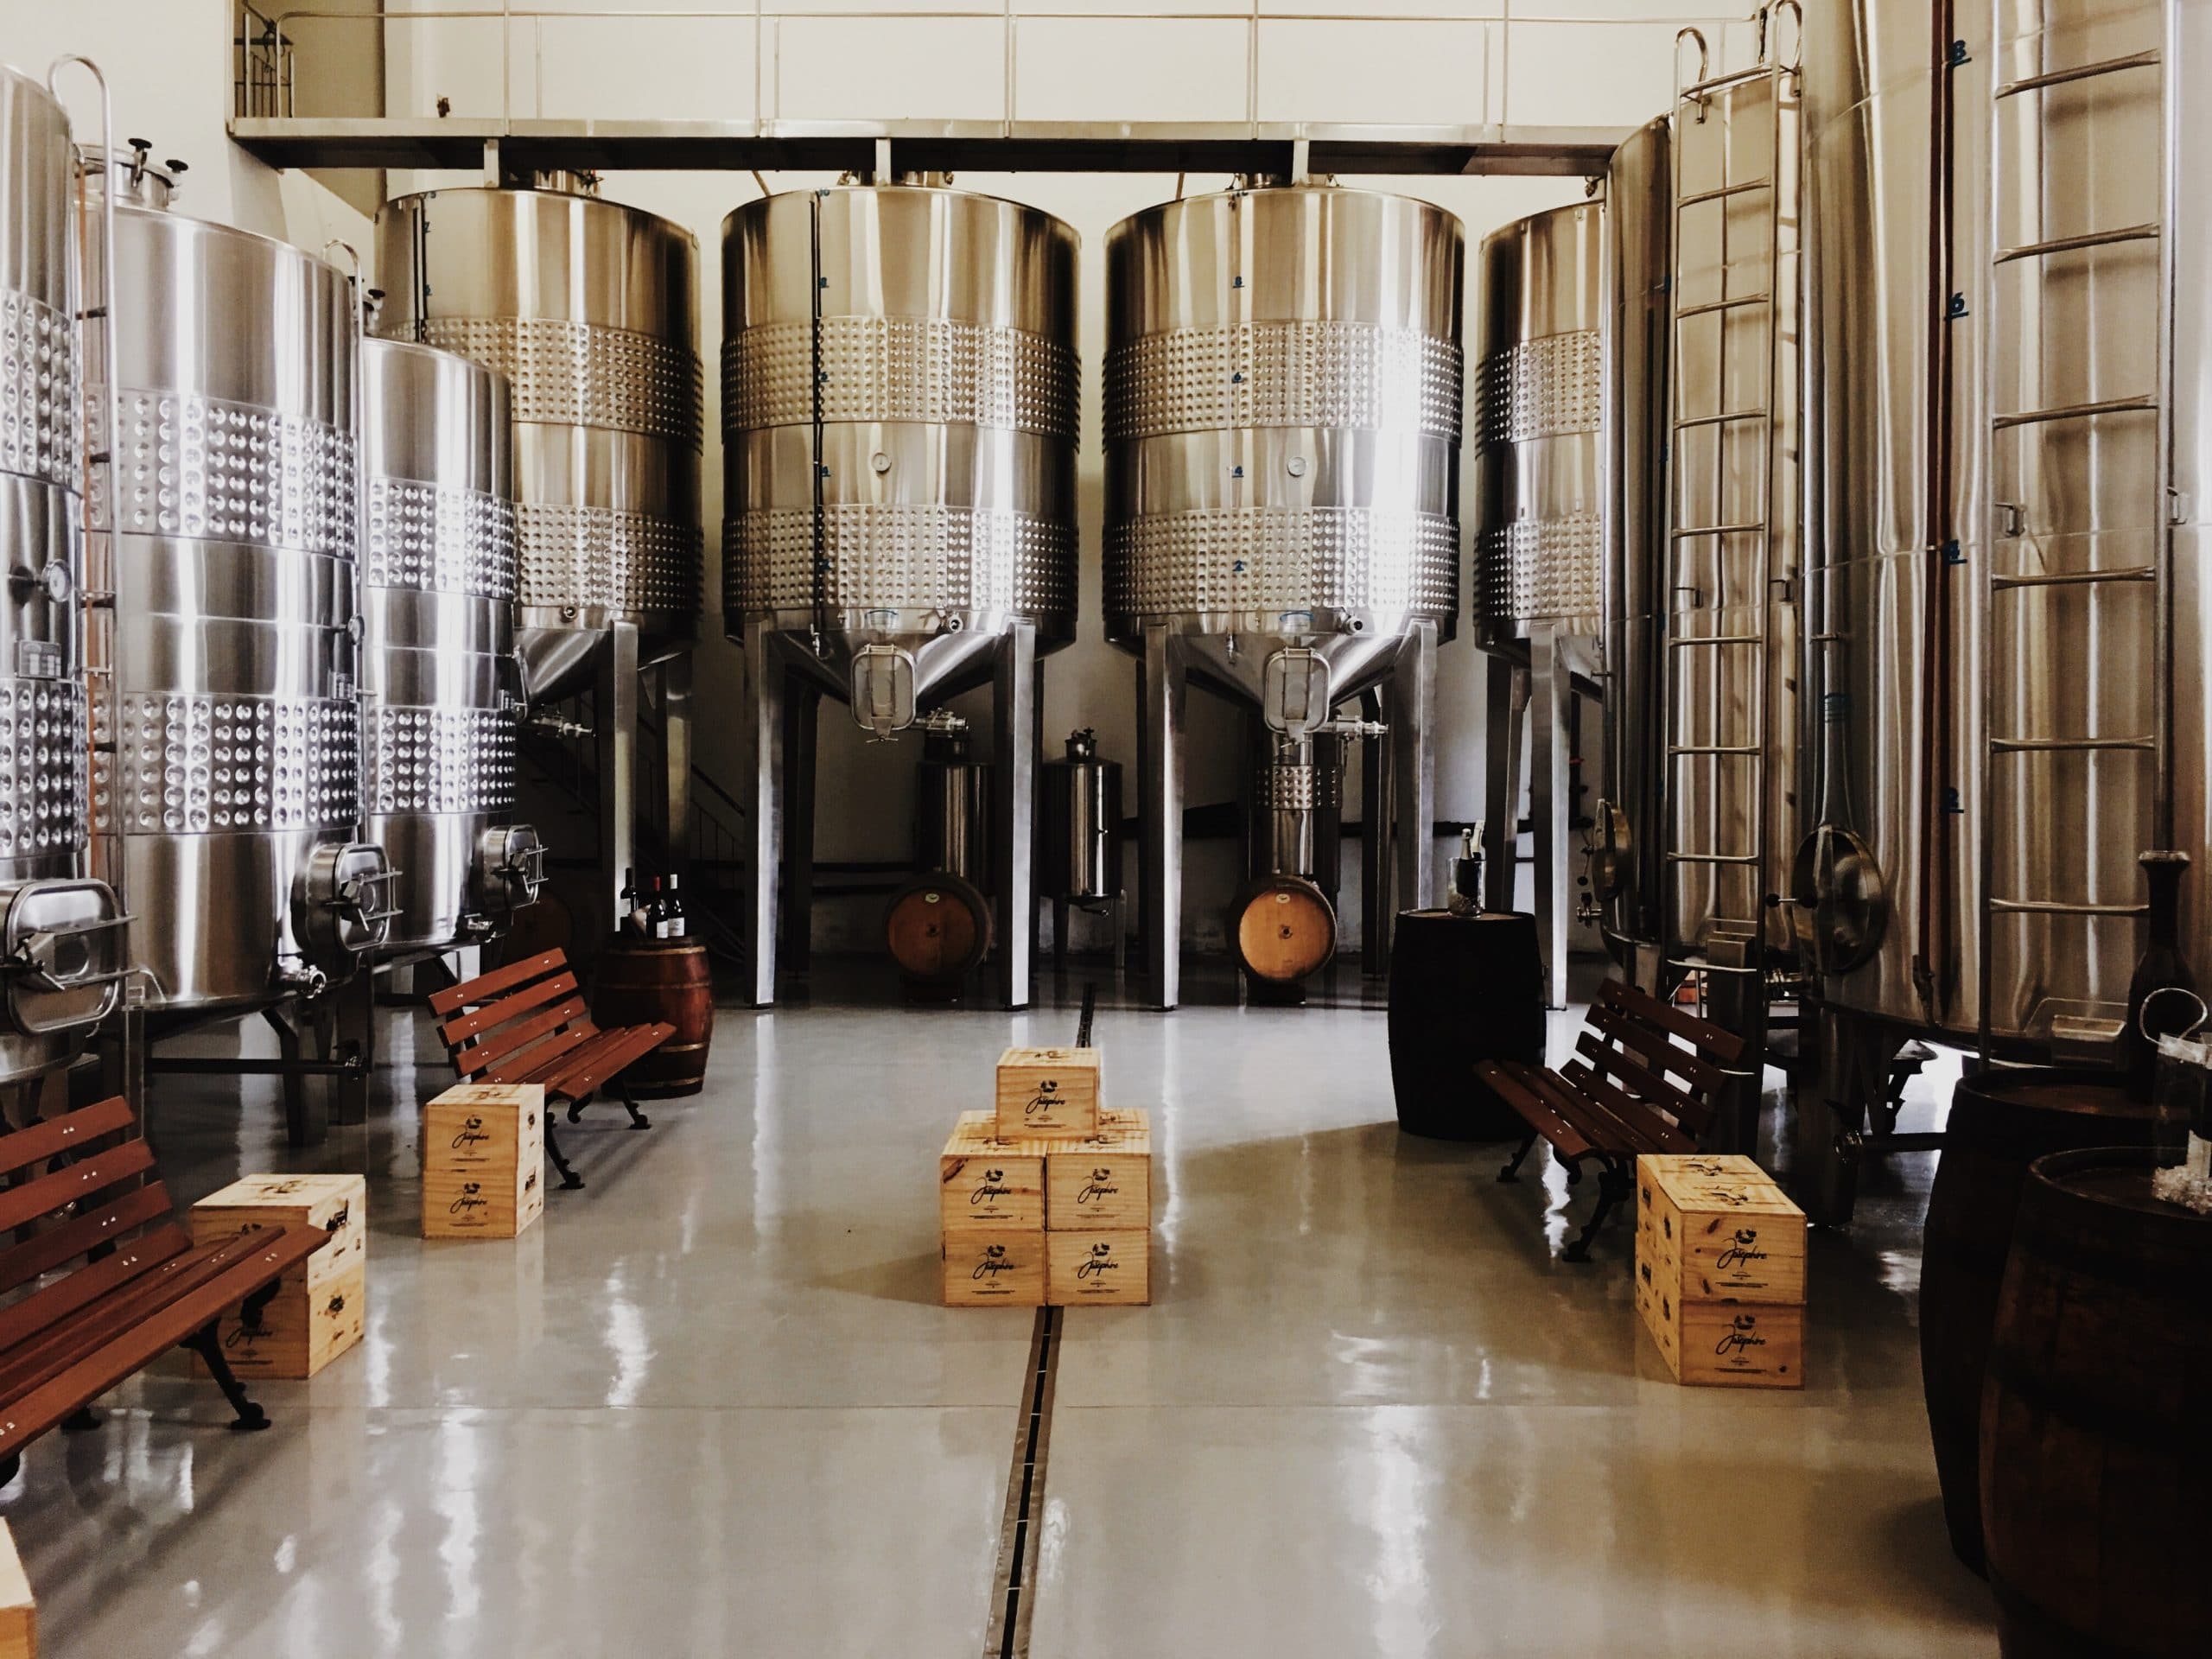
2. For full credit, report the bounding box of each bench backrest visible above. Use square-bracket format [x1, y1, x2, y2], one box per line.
[0, 1096, 183, 1308]
[1560, 980, 1748, 1143]
[427, 949, 603, 1086]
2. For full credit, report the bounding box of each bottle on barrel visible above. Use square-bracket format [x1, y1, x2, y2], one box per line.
[621, 868, 650, 937]
[1447, 821, 1485, 918]
[660, 874, 688, 939]
[2125, 850, 2194, 1099]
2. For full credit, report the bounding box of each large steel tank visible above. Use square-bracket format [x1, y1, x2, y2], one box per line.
[722, 181, 1079, 723]
[1797, 0, 2212, 1227]
[0, 67, 121, 1077]
[370, 179, 703, 704]
[721, 181, 1080, 1007]
[359, 338, 542, 954]
[90, 152, 391, 1014]
[1104, 181, 1463, 1006]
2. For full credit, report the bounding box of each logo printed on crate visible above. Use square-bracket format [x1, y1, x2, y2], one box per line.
[448, 1181, 488, 1220]
[1076, 1168, 1119, 1207]
[222, 1321, 266, 1358]
[972, 1243, 1020, 1281]
[1714, 1229, 1768, 1270]
[969, 1168, 1013, 1206]
[1023, 1079, 1061, 1120]
[1713, 1313, 1768, 1360]
[1075, 1242, 1121, 1281]
[451, 1115, 493, 1154]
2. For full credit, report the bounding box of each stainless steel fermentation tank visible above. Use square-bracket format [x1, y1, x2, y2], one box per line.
[1475, 202, 1605, 1008]
[1796, 0, 2209, 1217]
[89, 148, 392, 1020]
[358, 337, 542, 957]
[372, 178, 702, 937]
[0, 66, 124, 1083]
[1105, 182, 1462, 1009]
[722, 181, 1080, 1009]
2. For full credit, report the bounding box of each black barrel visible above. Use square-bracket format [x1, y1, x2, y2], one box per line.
[1918, 1067, 2156, 1573]
[1982, 1148, 2211, 1656]
[1386, 910, 1544, 1140]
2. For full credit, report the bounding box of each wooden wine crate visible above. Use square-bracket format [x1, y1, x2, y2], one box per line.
[941, 1226, 1046, 1308]
[422, 1082, 545, 1241]
[189, 1173, 368, 1380]
[995, 1046, 1102, 1139]
[1046, 1229, 1151, 1306]
[941, 1112, 1049, 1230]
[1635, 1276, 1804, 1389]
[1046, 1108, 1152, 1230]
[1636, 1154, 1805, 1305]
[0, 1519, 32, 1659]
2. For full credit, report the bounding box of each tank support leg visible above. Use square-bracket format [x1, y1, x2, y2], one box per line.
[262, 1002, 322, 1149]
[1360, 707, 1393, 978]
[742, 621, 787, 1008]
[1312, 730, 1344, 924]
[596, 621, 641, 945]
[1389, 620, 1440, 947]
[994, 620, 1039, 1010]
[330, 969, 376, 1128]
[782, 681, 820, 980]
[1137, 622, 1186, 1010]
[1529, 626, 1573, 1010]
[661, 649, 695, 873]
[1482, 652, 1522, 915]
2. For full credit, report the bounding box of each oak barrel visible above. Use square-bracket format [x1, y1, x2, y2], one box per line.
[884, 874, 993, 990]
[1386, 909, 1543, 1140]
[1230, 875, 1336, 985]
[1982, 1148, 2210, 1656]
[1919, 1067, 2155, 1573]
[591, 935, 715, 1097]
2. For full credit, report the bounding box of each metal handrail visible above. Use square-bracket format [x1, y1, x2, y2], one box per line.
[244, 5, 1749, 136]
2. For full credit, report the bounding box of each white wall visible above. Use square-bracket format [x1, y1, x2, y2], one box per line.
[17, 1, 1772, 956]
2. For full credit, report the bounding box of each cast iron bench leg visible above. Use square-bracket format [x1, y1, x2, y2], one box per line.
[544, 1110, 585, 1191]
[1562, 1165, 1634, 1264]
[60, 1408, 99, 1433]
[616, 1084, 651, 1131]
[182, 1320, 270, 1432]
[1498, 1132, 1538, 1184]
[0, 1452, 18, 1490]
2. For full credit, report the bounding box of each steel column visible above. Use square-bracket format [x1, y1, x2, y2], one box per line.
[742, 620, 786, 1007]
[995, 620, 1039, 1009]
[594, 621, 641, 944]
[1389, 619, 1440, 944]
[1137, 622, 1185, 1010]
[661, 650, 696, 873]
[1529, 625, 1573, 1008]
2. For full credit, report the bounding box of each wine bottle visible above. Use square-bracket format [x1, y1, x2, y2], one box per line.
[2125, 850, 2194, 1100]
[663, 873, 688, 938]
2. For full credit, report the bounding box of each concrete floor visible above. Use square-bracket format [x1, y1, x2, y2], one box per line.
[0, 961, 1999, 1658]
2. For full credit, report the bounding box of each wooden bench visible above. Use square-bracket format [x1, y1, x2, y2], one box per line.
[1477, 980, 1750, 1262]
[0, 1096, 326, 1491]
[428, 949, 674, 1192]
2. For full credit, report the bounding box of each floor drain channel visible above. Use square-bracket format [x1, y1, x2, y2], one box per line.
[985, 1306, 1060, 1658]
[983, 990, 1090, 1656]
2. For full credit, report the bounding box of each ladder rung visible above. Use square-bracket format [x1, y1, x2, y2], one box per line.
[1670, 744, 1762, 756]
[1995, 222, 2160, 264]
[1667, 852, 1761, 866]
[1669, 634, 1764, 649]
[1670, 523, 1765, 542]
[1993, 393, 2158, 430]
[1995, 48, 2159, 100]
[1678, 177, 1773, 209]
[1675, 293, 1772, 321]
[1992, 566, 2155, 590]
[1675, 408, 1770, 431]
[1989, 735, 2154, 753]
[1989, 899, 2148, 918]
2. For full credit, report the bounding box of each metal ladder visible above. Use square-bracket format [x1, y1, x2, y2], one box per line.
[1978, 11, 2176, 1040]
[1660, 9, 1801, 976]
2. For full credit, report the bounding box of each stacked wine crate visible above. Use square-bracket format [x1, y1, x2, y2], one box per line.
[1634, 1153, 1806, 1388]
[421, 1082, 547, 1241]
[188, 1173, 368, 1380]
[939, 1046, 1153, 1308]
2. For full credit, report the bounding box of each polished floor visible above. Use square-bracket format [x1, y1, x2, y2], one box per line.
[0, 961, 1999, 1657]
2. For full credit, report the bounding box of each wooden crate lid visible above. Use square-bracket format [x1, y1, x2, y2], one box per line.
[1089, 1108, 1152, 1151]
[996, 1046, 1102, 1072]
[194, 1172, 363, 1226]
[945, 1110, 1062, 1159]
[1640, 1154, 1802, 1217]
[428, 1081, 547, 1115]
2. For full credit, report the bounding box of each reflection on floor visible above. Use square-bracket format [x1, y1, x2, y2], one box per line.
[0, 957, 1996, 1658]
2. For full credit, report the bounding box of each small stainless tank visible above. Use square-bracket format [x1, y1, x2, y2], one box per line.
[0, 67, 122, 1077]
[914, 720, 993, 888]
[371, 179, 703, 705]
[90, 149, 392, 1014]
[359, 338, 542, 953]
[1042, 728, 1121, 903]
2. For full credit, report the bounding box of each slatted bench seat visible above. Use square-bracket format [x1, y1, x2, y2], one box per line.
[0, 1096, 325, 1490]
[1477, 979, 1749, 1262]
[428, 950, 674, 1192]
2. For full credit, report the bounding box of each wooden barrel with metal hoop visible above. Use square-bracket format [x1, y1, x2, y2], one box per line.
[1918, 1066, 2155, 1573]
[1981, 1148, 2210, 1656]
[885, 873, 993, 992]
[1229, 875, 1336, 985]
[590, 935, 714, 1096]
